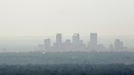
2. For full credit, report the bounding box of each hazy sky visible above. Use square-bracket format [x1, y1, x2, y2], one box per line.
[0, 0, 134, 37]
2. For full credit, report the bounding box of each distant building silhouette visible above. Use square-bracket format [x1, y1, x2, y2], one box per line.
[72, 33, 85, 51]
[53, 33, 63, 51]
[88, 33, 98, 51]
[114, 39, 124, 51]
[64, 39, 72, 51]
[42, 33, 128, 52]
[56, 33, 62, 45]
[72, 33, 80, 44]
[72, 33, 80, 51]
[44, 39, 51, 50]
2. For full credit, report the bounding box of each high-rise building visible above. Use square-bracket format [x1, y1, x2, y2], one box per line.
[56, 33, 62, 45]
[72, 33, 80, 44]
[90, 33, 98, 45]
[64, 39, 72, 51]
[44, 38, 51, 50]
[88, 33, 98, 50]
[53, 33, 63, 51]
[72, 33, 85, 51]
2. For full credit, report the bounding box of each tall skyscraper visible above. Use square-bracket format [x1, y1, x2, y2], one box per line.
[90, 33, 98, 45]
[72, 33, 80, 44]
[56, 33, 62, 45]
[88, 33, 98, 50]
[72, 33, 85, 51]
[53, 33, 63, 51]
[44, 38, 51, 50]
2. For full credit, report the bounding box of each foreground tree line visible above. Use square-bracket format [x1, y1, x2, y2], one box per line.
[0, 64, 134, 75]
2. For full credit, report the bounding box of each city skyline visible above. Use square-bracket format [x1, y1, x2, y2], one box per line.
[42, 33, 128, 52]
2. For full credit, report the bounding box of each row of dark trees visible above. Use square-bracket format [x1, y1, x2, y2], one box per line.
[0, 64, 134, 75]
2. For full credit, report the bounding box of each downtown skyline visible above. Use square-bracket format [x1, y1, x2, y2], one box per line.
[41, 33, 129, 52]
